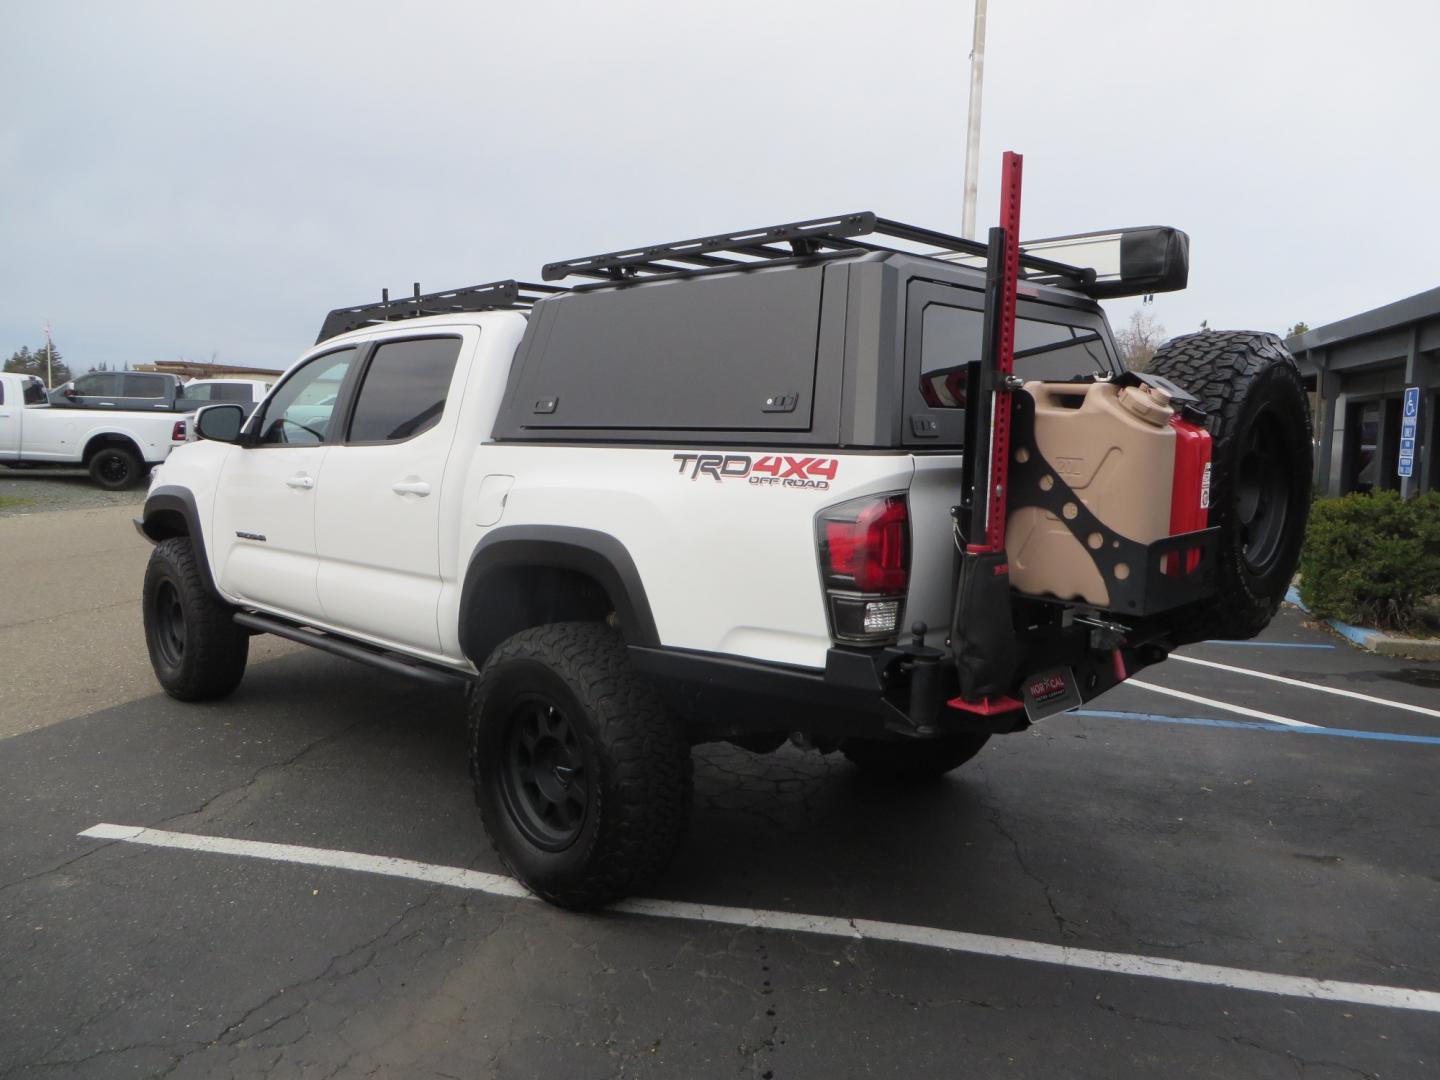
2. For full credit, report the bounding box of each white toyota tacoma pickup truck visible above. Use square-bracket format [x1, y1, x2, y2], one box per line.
[1, 372, 186, 489]
[137, 172, 1312, 907]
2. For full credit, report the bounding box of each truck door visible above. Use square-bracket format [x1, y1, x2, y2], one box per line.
[0, 378, 20, 459]
[211, 347, 359, 620]
[314, 333, 468, 655]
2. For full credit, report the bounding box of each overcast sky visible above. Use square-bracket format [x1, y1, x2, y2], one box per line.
[4, 0, 1438, 375]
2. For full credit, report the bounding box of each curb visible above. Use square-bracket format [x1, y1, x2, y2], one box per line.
[1285, 586, 1440, 661]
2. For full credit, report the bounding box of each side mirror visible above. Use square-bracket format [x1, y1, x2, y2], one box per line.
[195, 403, 246, 443]
[63, 387, 77, 399]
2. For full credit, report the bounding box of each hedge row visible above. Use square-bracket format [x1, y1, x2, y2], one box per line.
[1298, 490, 1440, 632]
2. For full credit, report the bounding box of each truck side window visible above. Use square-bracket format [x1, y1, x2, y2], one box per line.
[347, 337, 461, 443]
[76, 373, 123, 397]
[23, 378, 47, 405]
[187, 382, 252, 403]
[919, 304, 983, 408]
[122, 374, 166, 398]
[1013, 319, 1109, 380]
[920, 306, 1112, 404]
[257, 348, 356, 446]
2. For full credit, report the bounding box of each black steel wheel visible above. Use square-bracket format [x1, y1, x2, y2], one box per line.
[470, 623, 692, 909]
[151, 579, 187, 669]
[142, 537, 249, 701]
[89, 446, 144, 490]
[1234, 412, 1294, 575]
[500, 696, 591, 852]
[1148, 330, 1313, 642]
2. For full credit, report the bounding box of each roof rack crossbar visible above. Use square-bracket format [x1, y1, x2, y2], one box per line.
[541, 210, 1095, 288]
[542, 212, 879, 282]
[316, 279, 564, 343]
[871, 217, 991, 259]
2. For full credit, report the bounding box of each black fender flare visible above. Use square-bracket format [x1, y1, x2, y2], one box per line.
[136, 485, 221, 598]
[458, 526, 660, 661]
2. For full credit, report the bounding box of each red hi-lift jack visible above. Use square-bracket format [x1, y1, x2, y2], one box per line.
[947, 151, 1028, 716]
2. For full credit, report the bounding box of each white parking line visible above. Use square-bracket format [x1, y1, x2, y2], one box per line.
[1126, 679, 1321, 729]
[79, 822, 1440, 1014]
[1171, 654, 1440, 720]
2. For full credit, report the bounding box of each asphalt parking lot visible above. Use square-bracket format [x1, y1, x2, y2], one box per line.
[2, 502, 1438, 1079]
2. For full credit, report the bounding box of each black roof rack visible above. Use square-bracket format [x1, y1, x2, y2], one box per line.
[541, 211, 1096, 289]
[316, 279, 566, 343]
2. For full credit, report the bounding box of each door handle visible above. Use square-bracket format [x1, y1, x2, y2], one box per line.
[285, 474, 315, 490]
[392, 479, 432, 497]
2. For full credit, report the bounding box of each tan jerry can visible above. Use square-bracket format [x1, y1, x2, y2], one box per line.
[1006, 381, 1177, 608]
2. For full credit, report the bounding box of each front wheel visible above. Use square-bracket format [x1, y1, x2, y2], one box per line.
[841, 733, 990, 780]
[470, 623, 692, 909]
[142, 537, 249, 700]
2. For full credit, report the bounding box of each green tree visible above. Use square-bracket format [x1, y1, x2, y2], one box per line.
[4, 342, 73, 386]
[1284, 321, 1310, 339]
[4, 346, 34, 373]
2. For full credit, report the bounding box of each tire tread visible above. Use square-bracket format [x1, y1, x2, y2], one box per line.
[143, 537, 249, 701]
[470, 623, 691, 909]
[1147, 330, 1312, 640]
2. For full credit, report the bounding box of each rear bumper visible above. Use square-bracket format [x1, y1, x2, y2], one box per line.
[628, 644, 1022, 743]
[631, 628, 1157, 744]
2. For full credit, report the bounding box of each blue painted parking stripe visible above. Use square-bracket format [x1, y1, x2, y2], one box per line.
[1073, 709, 1440, 747]
[1201, 640, 1335, 650]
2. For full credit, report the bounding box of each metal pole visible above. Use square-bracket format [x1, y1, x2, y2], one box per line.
[961, 0, 988, 239]
[43, 321, 53, 387]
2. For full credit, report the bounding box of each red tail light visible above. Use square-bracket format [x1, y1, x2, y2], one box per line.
[171, 421, 187, 441]
[817, 494, 910, 644]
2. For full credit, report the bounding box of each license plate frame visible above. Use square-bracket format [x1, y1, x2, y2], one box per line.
[1021, 666, 1082, 723]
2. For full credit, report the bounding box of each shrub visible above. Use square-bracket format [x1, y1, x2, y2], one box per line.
[1298, 490, 1440, 632]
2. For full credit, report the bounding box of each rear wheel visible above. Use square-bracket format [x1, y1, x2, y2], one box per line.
[470, 623, 692, 909]
[89, 446, 144, 490]
[1147, 330, 1312, 641]
[841, 733, 990, 780]
[143, 537, 249, 700]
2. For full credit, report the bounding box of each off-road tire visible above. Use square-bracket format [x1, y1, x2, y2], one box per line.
[142, 537, 249, 700]
[1147, 330, 1312, 642]
[841, 733, 990, 780]
[470, 622, 692, 909]
[89, 446, 144, 490]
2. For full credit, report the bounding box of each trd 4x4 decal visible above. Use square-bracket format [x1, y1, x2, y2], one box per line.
[673, 453, 837, 489]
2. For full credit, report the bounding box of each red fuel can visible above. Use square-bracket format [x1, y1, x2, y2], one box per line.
[1166, 414, 1212, 573]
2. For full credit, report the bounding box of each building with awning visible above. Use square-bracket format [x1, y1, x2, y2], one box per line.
[133, 360, 282, 381]
[1287, 287, 1439, 497]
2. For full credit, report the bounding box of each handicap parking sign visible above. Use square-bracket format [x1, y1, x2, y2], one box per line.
[1398, 387, 1420, 479]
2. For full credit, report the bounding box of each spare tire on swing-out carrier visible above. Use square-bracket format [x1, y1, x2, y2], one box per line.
[1146, 330, 1313, 643]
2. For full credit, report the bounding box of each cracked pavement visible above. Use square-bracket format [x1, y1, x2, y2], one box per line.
[0, 559, 1437, 1078]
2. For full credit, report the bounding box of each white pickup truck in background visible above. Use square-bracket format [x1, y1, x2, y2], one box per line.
[0, 371, 187, 489]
